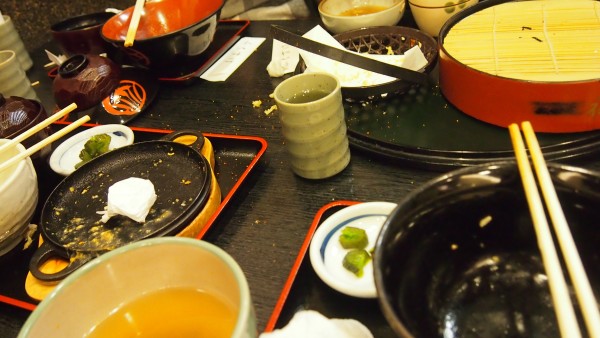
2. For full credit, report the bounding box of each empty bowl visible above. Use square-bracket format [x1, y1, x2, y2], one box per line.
[51, 11, 117, 56]
[374, 161, 600, 338]
[408, 0, 478, 37]
[319, 0, 406, 34]
[101, 0, 224, 78]
[0, 94, 52, 163]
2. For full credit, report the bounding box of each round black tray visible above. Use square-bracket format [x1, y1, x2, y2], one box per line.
[345, 79, 600, 171]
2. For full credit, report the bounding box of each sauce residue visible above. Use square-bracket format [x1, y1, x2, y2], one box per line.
[340, 5, 388, 16]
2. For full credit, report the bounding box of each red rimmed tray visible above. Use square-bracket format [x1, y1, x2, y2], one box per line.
[0, 123, 267, 311]
[264, 200, 396, 337]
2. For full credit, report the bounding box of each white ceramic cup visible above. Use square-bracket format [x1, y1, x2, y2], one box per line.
[274, 72, 351, 179]
[18, 237, 257, 338]
[0, 50, 38, 101]
[0, 15, 33, 71]
[0, 139, 38, 256]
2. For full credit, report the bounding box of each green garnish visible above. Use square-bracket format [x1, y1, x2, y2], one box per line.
[342, 249, 371, 277]
[339, 226, 368, 249]
[75, 133, 112, 169]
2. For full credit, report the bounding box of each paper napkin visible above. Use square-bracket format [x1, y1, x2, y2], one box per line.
[260, 310, 374, 338]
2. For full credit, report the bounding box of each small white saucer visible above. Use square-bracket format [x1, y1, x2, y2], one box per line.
[309, 201, 397, 298]
[49, 124, 134, 176]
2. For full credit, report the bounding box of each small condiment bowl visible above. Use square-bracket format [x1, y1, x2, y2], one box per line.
[319, 0, 406, 34]
[408, 0, 479, 37]
[309, 201, 397, 298]
[49, 124, 134, 176]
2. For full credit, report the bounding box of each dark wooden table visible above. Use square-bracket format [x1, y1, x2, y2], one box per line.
[2, 17, 599, 337]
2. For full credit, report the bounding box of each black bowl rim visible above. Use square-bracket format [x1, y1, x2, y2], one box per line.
[51, 11, 116, 33]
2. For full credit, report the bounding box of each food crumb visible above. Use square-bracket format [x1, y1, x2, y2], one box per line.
[252, 100, 262, 108]
[181, 179, 192, 185]
[69, 187, 75, 192]
[479, 215, 492, 228]
[386, 46, 394, 55]
[451, 243, 459, 250]
[264, 105, 278, 115]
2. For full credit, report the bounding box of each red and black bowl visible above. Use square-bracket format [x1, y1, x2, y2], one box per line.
[101, 0, 224, 78]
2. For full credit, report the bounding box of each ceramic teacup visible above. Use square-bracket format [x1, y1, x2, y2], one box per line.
[0, 50, 38, 101]
[18, 237, 257, 338]
[0, 15, 33, 71]
[274, 72, 351, 179]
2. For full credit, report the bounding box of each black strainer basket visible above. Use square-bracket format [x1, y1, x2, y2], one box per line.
[333, 26, 438, 99]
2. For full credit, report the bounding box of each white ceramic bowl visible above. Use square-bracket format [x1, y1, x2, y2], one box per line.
[319, 0, 406, 34]
[18, 237, 257, 338]
[49, 124, 134, 176]
[409, 0, 478, 37]
[309, 201, 397, 298]
[0, 139, 38, 256]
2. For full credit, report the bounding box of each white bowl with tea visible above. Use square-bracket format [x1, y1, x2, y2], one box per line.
[319, 0, 406, 34]
[18, 237, 257, 338]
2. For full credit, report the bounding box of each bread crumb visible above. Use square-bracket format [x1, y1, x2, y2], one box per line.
[252, 100, 263, 108]
[264, 105, 278, 115]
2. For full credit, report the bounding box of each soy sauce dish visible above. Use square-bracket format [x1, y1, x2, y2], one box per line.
[309, 201, 397, 298]
[49, 124, 134, 176]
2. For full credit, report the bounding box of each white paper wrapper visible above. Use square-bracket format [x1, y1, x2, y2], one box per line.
[267, 25, 428, 88]
[259, 310, 374, 338]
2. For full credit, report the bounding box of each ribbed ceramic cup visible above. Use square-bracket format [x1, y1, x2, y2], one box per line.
[0, 50, 38, 101]
[274, 72, 351, 179]
[0, 15, 33, 71]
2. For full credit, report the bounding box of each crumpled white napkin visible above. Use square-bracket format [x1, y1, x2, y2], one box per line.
[267, 25, 428, 88]
[260, 310, 374, 338]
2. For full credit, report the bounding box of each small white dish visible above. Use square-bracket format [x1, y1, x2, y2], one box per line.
[309, 201, 397, 298]
[49, 124, 134, 176]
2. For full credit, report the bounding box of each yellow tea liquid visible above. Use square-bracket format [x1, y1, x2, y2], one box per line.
[86, 287, 237, 338]
[340, 5, 388, 16]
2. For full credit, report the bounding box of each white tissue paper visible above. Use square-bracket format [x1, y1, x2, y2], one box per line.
[267, 25, 428, 88]
[98, 177, 157, 223]
[259, 310, 374, 338]
[44, 49, 67, 66]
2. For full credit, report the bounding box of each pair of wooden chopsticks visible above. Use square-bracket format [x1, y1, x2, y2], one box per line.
[509, 121, 600, 338]
[124, 0, 145, 47]
[0, 103, 90, 173]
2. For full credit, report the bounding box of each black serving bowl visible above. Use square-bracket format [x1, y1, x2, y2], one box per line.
[374, 161, 600, 338]
[101, 0, 224, 78]
[51, 11, 117, 56]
